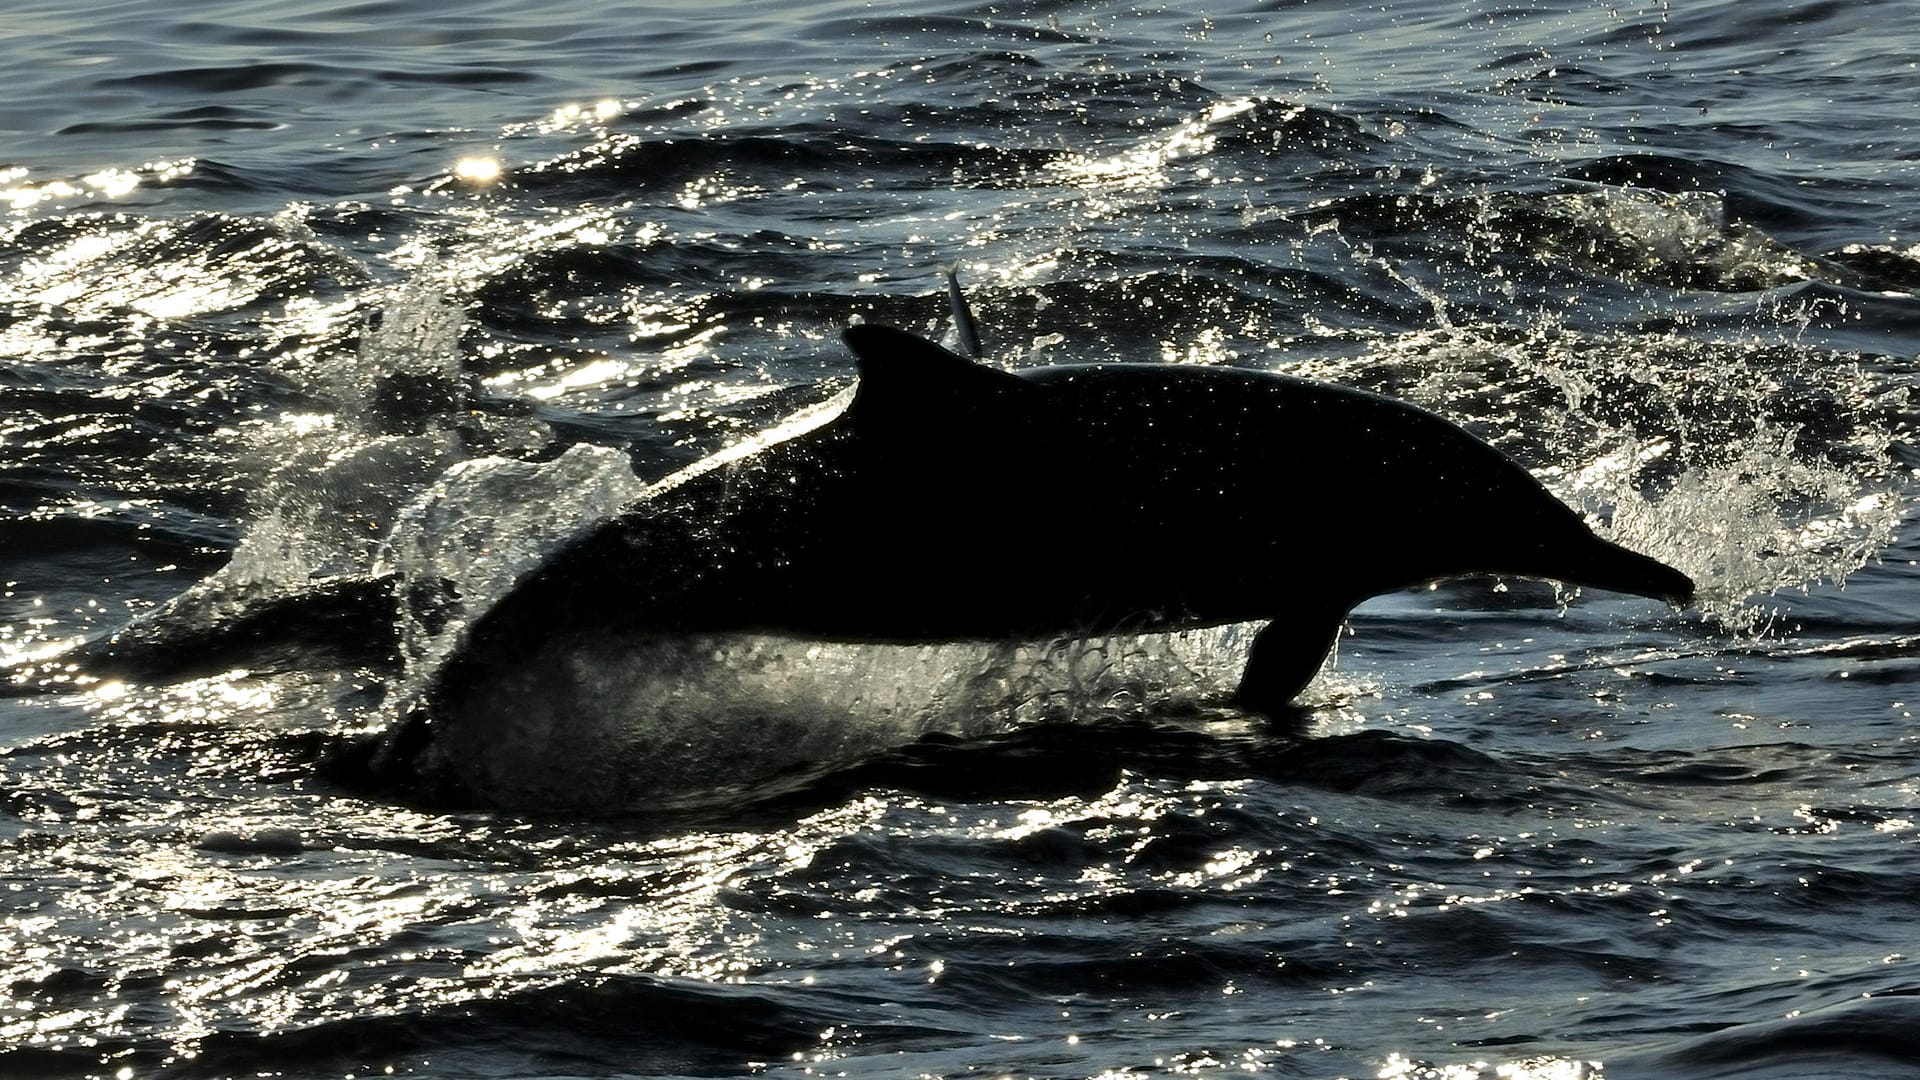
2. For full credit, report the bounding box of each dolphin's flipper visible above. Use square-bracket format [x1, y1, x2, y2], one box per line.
[944, 266, 983, 359]
[1233, 614, 1347, 713]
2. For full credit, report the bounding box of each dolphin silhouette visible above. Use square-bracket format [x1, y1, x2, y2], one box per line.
[417, 323, 1692, 729]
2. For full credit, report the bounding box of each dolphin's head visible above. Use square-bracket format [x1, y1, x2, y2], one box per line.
[1396, 435, 1696, 609]
[1245, 376, 1696, 611]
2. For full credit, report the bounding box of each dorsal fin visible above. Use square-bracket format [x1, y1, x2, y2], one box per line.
[944, 266, 983, 359]
[841, 324, 1025, 419]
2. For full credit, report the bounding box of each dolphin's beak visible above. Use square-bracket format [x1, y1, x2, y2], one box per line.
[1571, 536, 1696, 608]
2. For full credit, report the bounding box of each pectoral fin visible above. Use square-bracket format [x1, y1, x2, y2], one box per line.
[1233, 613, 1346, 713]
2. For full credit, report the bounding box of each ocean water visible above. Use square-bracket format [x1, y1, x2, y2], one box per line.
[4, 0, 1920, 1077]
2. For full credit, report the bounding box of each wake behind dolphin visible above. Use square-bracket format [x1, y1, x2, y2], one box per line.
[374, 321, 1693, 804]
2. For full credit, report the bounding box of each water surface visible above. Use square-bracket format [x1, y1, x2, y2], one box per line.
[4, 1, 1919, 1077]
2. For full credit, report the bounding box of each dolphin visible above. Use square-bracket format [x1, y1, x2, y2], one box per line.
[414, 322, 1693, 733]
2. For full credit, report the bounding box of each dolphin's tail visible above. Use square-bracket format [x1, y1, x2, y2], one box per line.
[1561, 535, 1695, 607]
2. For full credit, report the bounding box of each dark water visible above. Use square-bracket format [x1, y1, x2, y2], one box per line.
[5, 0, 1920, 1076]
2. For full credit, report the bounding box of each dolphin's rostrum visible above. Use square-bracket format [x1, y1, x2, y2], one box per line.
[421, 323, 1693, 732]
